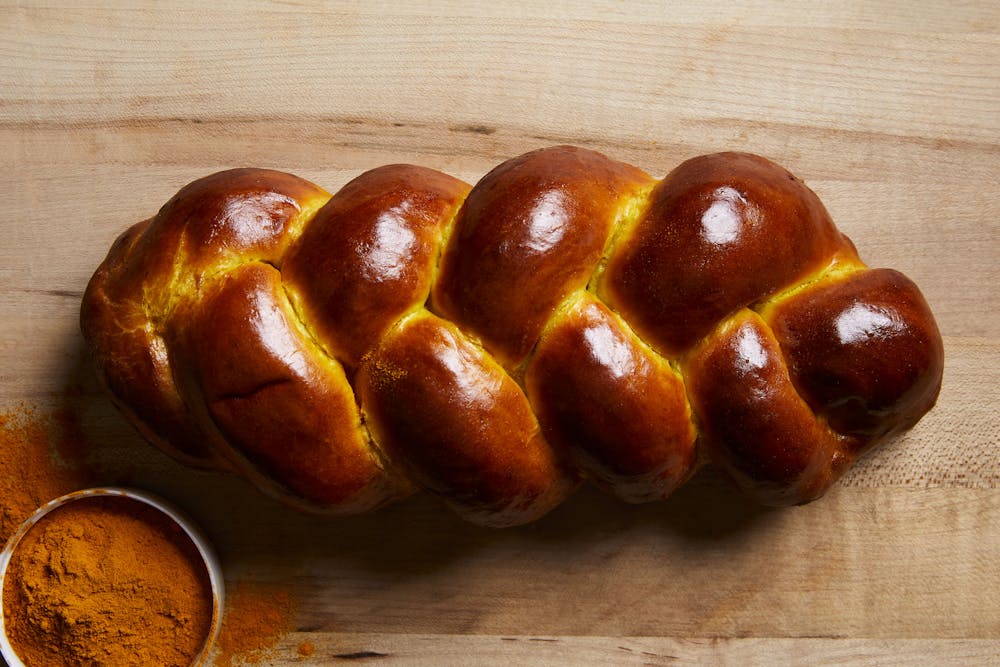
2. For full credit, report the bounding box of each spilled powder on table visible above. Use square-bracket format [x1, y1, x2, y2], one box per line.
[213, 579, 298, 666]
[0, 403, 94, 546]
[1, 401, 304, 666]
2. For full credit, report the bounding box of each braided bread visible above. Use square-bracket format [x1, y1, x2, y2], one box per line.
[80, 146, 943, 527]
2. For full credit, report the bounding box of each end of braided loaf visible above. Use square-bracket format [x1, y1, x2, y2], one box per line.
[80, 146, 944, 526]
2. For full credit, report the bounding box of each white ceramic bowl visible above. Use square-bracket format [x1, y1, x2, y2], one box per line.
[0, 487, 225, 667]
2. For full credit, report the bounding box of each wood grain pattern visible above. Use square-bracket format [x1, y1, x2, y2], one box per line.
[1, 1, 998, 664]
[270, 634, 1000, 666]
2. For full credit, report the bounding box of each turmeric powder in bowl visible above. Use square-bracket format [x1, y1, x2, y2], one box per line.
[0, 489, 223, 667]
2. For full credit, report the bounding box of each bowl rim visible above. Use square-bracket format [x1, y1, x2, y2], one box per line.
[0, 486, 225, 667]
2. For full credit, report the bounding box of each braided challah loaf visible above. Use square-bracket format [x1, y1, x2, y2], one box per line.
[81, 146, 943, 526]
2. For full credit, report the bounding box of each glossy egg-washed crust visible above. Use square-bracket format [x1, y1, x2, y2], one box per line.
[80, 146, 944, 526]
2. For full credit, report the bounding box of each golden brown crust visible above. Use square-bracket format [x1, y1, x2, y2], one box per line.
[765, 268, 944, 446]
[80, 219, 223, 468]
[283, 165, 470, 368]
[600, 152, 857, 357]
[80, 146, 945, 524]
[168, 262, 406, 512]
[433, 146, 654, 368]
[684, 310, 861, 506]
[81, 169, 332, 472]
[525, 293, 697, 503]
[357, 312, 576, 527]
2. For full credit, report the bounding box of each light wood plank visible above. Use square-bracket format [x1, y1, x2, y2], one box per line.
[2, 3, 997, 143]
[2, 2, 998, 663]
[262, 634, 1000, 666]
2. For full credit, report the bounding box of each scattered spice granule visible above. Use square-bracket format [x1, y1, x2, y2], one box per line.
[297, 640, 316, 657]
[213, 580, 297, 666]
[0, 403, 93, 546]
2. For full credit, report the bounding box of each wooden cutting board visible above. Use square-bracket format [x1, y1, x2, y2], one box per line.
[2, 2, 998, 664]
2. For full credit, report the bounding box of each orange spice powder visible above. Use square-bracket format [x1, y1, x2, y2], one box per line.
[0, 404, 92, 547]
[213, 580, 297, 666]
[2, 494, 215, 667]
[0, 402, 305, 666]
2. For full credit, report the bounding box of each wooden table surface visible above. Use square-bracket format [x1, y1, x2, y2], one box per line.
[2, 2, 999, 664]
